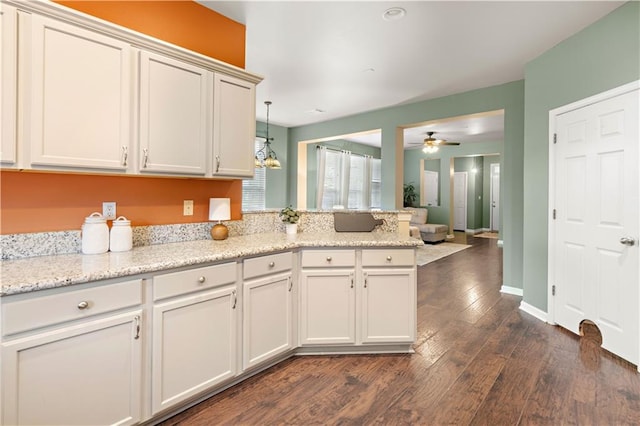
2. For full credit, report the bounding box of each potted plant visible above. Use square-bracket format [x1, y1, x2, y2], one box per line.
[403, 183, 417, 207]
[279, 205, 300, 234]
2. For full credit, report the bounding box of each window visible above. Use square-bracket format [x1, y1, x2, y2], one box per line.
[318, 149, 381, 210]
[242, 139, 266, 211]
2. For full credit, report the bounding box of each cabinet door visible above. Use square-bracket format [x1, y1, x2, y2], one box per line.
[299, 269, 356, 345]
[2, 311, 143, 426]
[212, 73, 255, 177]
[27, 14, 131, 171]
[243, 272, 293, 370]
[361, 269, 416, 344]
[139, 51, 210, 175]
[152, 286, 237, 415]
[1, 4, 17, 166]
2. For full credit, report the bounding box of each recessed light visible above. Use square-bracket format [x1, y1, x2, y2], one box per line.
[382, 7, 406, 21]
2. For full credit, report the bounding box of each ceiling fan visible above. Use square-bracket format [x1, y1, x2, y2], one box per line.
[412, 131, 460, 153]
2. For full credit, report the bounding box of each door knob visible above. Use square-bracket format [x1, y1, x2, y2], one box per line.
[620, 237, 636, 246]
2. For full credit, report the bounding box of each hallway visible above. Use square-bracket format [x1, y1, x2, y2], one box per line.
[161, 236, 640, 425]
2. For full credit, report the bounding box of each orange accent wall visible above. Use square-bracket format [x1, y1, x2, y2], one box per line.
[1, 2, 247, 235]
[54, 0, 245, 68]
[1, 171, 243, 234]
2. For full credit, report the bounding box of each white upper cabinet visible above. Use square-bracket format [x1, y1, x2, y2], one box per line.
[139, 51, 211, 175]
[4, 0, 262, 177]
[26, 14, 132, 171]
[212, 74, 256, 178]
[1, 4, 17, 166]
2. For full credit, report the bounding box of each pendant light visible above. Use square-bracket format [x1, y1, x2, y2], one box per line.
[255, 101, 281, 169]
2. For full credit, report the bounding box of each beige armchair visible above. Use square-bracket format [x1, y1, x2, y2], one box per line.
[405, 207, 448, 243]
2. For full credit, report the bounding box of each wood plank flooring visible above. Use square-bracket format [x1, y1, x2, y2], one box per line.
[160, 236, 640, 425]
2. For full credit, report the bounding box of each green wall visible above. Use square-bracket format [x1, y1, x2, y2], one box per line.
[405, 145, 502, 228]
[289, 80, 525, 291]
[256, 121, 289, 209]
[522, 1, 640, 311]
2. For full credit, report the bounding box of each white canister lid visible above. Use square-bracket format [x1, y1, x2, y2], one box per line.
[112, 216, 131, 226]
[84, 212, 106, 224]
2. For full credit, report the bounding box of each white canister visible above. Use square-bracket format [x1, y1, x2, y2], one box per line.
[110, 216, 133, 252]
[81, 212, 109, 254]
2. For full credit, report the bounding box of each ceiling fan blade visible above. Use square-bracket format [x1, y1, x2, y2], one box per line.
[440, 141, 460, 146]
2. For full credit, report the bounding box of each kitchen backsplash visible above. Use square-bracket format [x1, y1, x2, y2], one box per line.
[1, 211, 400, 260]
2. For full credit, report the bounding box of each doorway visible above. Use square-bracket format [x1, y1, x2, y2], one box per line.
[549, 81, 639, 368]
[490, 163, 500, 232]
[453, 171, 467, 232]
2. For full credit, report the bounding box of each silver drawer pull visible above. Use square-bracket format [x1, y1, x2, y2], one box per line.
[386, 256, 392, 261]
[326, 256, 332, 262]
[198, 276, 206, 284]
[269, 262, 275, 268]
[77, 301, 89, 310]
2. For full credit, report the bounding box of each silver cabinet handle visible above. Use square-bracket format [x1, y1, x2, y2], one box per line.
[134, 315, 140, 340]
[326, 256, 332, 262]
[288, 276, 293, 292]
[142, 148, 149, 168]
[386, 256, 392, 262]
[215, 155, 220, 173]
[77, 301, 89, 310]
[231, 290, 237, 309]
[620, 237, 636, 246]
[198, 276, 206, 284]
[350, 275, 354, 289]
[269, 262, 275, 268]
[363, 272, 368, 288]
[121, 146, 128, 166]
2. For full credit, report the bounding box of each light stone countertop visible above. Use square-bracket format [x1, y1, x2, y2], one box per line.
[0, 232, 422, 297]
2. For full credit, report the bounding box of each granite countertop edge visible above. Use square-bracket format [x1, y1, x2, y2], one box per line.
[1, 232, 422, 297]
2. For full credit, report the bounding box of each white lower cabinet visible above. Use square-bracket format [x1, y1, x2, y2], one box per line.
[243, 272, 293, 370]
[361, 268, 416, 343]
[1, 279, 144, 426]
[299, 250, 356, 345]
[300, 269, 356, 345]
[300, 248, 416, 347]
[242, 252, 294, 370]
[361, 249, 417, 344]
[151, 263, 238, 415]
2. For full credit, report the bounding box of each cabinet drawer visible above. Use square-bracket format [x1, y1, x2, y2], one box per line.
[153, 262, 237, 301]
[362, 249, 415, 267]
[301, 249, 355, 268]
[243, 252, 293, 280]
[2, 279, 142, 336]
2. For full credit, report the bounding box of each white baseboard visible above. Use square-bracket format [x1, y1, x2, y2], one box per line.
[500, 285, 523, 296]
[497, 239, 504, 247]
[519, 301, 548, 323]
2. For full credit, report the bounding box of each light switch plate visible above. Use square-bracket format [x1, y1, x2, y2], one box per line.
[183, 200, 194, 216]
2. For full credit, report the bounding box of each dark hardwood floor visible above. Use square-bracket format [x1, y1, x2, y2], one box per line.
[160, 235, 640, 425]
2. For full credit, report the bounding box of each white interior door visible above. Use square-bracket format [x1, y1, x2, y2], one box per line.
[551, 84, 639, 367]
[453, 172, 467, 231]
[423, 170, 439, 207]
[490, 163, 500, 232]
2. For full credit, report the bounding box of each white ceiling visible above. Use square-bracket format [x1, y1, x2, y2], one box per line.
[199, 1, 622, 146]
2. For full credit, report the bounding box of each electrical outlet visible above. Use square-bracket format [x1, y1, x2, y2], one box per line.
[103, 202, 116, 220]
[183, 200, 194, 216]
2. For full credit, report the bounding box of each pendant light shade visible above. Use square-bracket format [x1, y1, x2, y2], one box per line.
[255, 101, 281, 169]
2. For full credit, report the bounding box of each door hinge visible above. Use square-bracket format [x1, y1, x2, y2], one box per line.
[552, 209, 556, 220]
[552, 285, 556, 296]
[553, 133, 557, 144]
